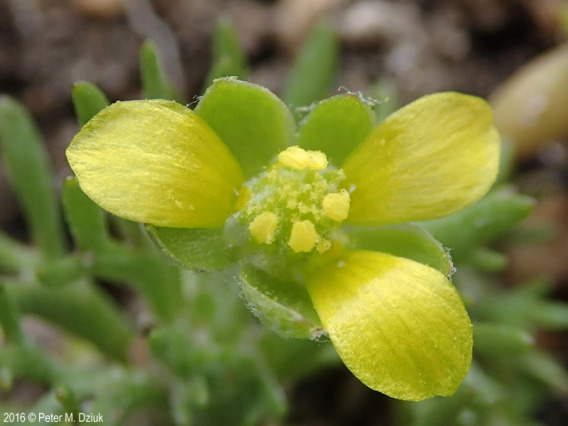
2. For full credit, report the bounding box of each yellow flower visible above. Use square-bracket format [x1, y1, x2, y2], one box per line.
[67, 78, 500, 401]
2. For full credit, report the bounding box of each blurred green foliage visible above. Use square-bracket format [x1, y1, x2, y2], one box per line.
[1, 17, 568, 426]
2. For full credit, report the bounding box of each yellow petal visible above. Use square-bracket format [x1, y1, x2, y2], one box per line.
[306, 250, 472, 401]
[342, 93, 500, 225]
[67, 100, 244, 228]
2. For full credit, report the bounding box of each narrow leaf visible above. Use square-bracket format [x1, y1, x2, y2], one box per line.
[71, 81, 110, 126]
[0, 96, 65, 261]
[282, 22, 338, 116]
[140, 40, 179, 101]
[203, 17, 248, 89]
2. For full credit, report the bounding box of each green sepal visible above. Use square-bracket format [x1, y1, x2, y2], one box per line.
[196, 78, 295, 177]
[203, 17, 248, 90]
[297, 94, 375, 166]
[473, 323, 534, 357]
[71, 81, 110, 126]
[344, 223, 452, 276]
[420, 186, 534, 264]
[239, 264, 323, 339]
[146, 225, 238, 271]
[62, 177, 109, 252]
[140, 40, 180, 101]
[282, 22, 338, 116]
[0, 96, 65, 261]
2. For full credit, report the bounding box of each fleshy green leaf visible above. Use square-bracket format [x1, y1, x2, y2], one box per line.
[203, 17, 248, 90]
[146, 225, 237, 271]
[473, 323, 534, 357]
[91, 248, 183, 322]
[0, 231, 38, 272]
[67, 99, 244, 228]
[297, 94, 375, 166]
[306, 250, 472, 401]
[9, 282, 133, 361]
[71, 81, 110, 126]
[0, 344, 60, 384]
[282, 22, 338, 115]
[0, 96, 65, 261]
[37, 256, 85, 288]
[0, 282, 24, 344]
[518, 351, 568, 392]
[344, 223, 452, 276]
[239, 265, 323, 339]
[140, 40, 179, 101]
[342, 92, 501, 226]
[62, 177, 109, 252]
[421, 187, 534, 263]
[367, 78, 399, 123]
[196, 78, 295, 177]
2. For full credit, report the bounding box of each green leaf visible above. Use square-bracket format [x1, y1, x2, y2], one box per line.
[0, 282, 24, 344]
[467, 247, 508, 272]
[518, 350, 568, 392]
[71, 81, 110, 126]
[196, 78, 295, 177]
[0, 96, 65, 261]
[345, 223, 452, 276]
[146, 225, 238, 271]
[529, 301, 568, 330]
[0, 344, 60, 384]
[55, 385, 81, 421]
[420, 187, 534, 263]
[239, 264, 323, 339]
[368, 78, 399, 123]
[8, 281, 133, 361]
[203, 17, 248, 90]
[282, 22, 338, 115]
[140, 40, 179, 101]
[297, 94, 375, 166]
[36, 256, 86, 288]
[0, 231, 38, 272]
[91, 248, 183, 322]
[62, 177, 109, 252]
[473, 323, 534, 357]
[259, 333, 339, 381]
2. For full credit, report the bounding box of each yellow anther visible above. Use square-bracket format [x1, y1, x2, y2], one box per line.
[322, 190, 351, 221]
[288, 220, 318, 253]
[249, 211, 279, 244]
[277, 146, 328, 170]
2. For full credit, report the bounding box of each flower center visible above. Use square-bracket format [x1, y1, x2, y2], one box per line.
[225, 146, 350, 258]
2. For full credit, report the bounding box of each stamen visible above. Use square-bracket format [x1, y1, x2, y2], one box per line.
[277, 146, 328, 170]
[322, 190, 351, 221]
[249, 211, 279, 244]
[289, 220, 318, 253]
